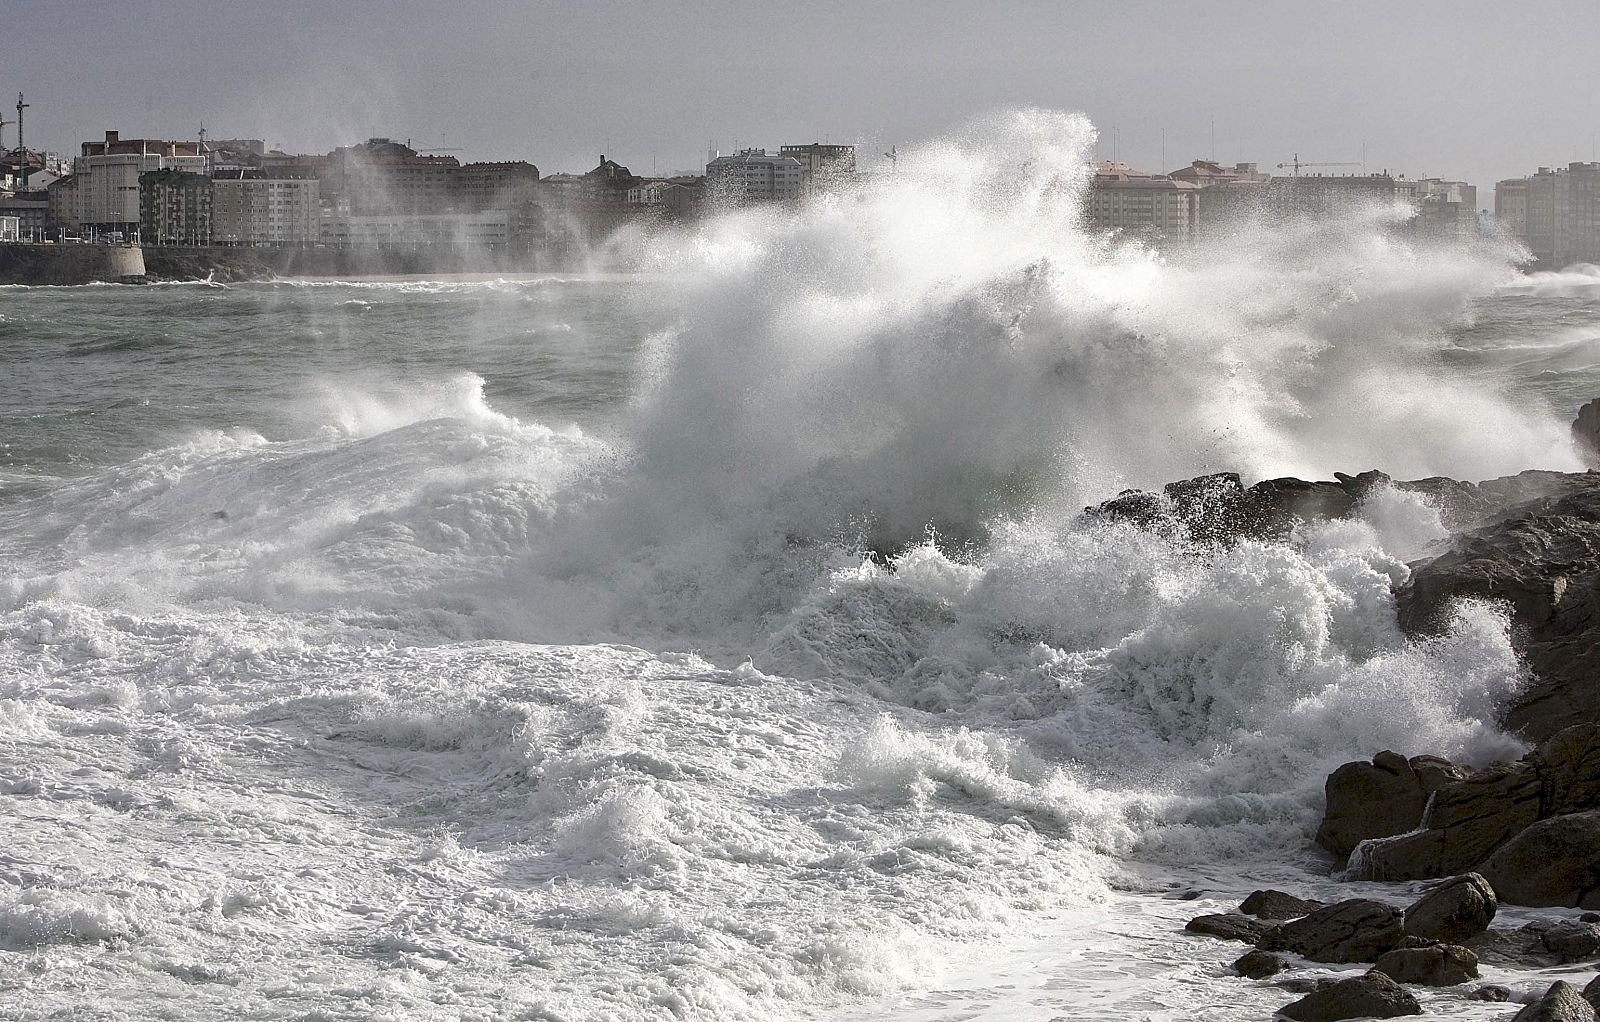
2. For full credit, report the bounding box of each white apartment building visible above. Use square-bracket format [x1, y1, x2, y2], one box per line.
[0, 216, 19, 242]
[50, 132, 207, 229]
[212, 177, 320, 246]
[705, 149, 804, 206]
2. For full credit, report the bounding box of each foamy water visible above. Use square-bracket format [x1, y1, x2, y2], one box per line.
[3, 110, 1599, 1020]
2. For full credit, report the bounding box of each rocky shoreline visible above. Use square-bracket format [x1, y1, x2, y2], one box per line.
[1093, 405, 1600, 1019]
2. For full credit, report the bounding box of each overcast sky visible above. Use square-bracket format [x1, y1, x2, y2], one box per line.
[8, 1, 1599, 199]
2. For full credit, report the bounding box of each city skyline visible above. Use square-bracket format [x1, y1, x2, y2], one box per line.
[7, 0, 1600, 195]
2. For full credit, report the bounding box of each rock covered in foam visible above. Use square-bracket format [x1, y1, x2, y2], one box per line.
[1480, 812, 1600, 911]
[1276, 971, 1421, 1020]
[1402, 873, 1497, 944]
[1396, 477, 1600, 741]
[1260, 899, 1405, 964]
[1511, 981, 1597, 1022]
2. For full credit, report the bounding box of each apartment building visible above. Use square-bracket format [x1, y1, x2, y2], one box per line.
[706, 149, 804, 205]
[779, 142, 856, 196]
[212, 174, 320, 246]
[1497, 163, 1600, 266]
[1086, 162, 1200, 242]
[140, 168, 213, 245]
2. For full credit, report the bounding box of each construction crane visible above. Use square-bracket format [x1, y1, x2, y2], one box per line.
[15, 93, 29, 188]
[1277, 152, 1360, 177]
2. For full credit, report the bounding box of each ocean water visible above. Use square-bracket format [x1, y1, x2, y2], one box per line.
[4, 110, 1600, 1021]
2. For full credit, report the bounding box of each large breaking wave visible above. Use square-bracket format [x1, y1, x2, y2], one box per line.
[0, 108, 1582, 1020]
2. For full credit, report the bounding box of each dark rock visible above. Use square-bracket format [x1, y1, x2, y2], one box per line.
[1243, 477, 1358, 539]
[1316, 751, 1467, 860]
[1395, 480, 1600, 742]
[1538, 920, 1600, 962]
[1233, 949, 1289, 979]
[1353, 760, 1540, 880]
[1403, 873, 1498, 943]
[1277, 977, 1332, 994]
[1261, 899, 1405, 964]
[1277, 971, 1421, 1021]
[1582, 912, 1600, 923]
[1575, 399, 1600, 469]
[1371, 943, 1479, 985]
[1583, 974, 1600, 1013]
[1480, 811, 1600, 910]
[1511, 981, 1597, 1022]
[1240, 889, 1324, 921]
[1469, 984, 1513, 1001]
[1185, 913, 1268, 944]
[1344, 726, 1600, 886]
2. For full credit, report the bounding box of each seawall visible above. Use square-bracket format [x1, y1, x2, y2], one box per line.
[0, 243, 147, 285]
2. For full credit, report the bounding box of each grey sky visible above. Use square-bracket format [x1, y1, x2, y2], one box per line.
[9, 0, 1599, 198]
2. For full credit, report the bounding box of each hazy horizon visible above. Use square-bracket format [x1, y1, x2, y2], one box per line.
[9, 0, 1600, 199]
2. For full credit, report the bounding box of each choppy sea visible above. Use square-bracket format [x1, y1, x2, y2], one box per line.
[5, 111, 1600, 1020]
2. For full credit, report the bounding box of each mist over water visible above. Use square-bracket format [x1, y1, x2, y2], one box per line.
[0, 110, 1595, 1020]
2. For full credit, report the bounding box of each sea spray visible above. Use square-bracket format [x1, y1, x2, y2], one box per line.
[0, 108, 1583, 1020]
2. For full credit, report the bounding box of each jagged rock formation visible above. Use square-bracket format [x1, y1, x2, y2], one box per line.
[1326, 725, 1600, 891]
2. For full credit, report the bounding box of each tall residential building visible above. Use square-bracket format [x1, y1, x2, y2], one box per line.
[779, 143, 856, 196]
[1415, 179, 1479, 244]
[140, 168, 213, 245]
[1168, 160, 1270, 237]
[321, 138, 461, 216]
[212, 174, 320, 246]
[51, 131, 207, 230]
[1265, 173, 1420, 219]
[1494, 177, 1529, 245]
[1086, 161, 1200, 242]
[706, 149, 804, 206]
[1497, 163, 1600, 266]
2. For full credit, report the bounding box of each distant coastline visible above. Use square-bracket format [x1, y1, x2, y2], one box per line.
[0, 242, 589, 286]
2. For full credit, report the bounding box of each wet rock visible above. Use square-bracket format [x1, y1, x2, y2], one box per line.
[1277, 971, 1421, 1021]
[1341, 726, 1600, 886]
[1352, 761, 1541, 880]
[1316, 751, 1466, 860]
[1583, 912, 1600, 923]
[1233, 949, 1289, 979]
[1396, 480, 1600, 742]
[1261, 899, 1405, 964]
[1584, 975, 1600, 1012]
[1538, 920, 1600, 962]
[1469, 983, 1513, 1001]
[1185, 913, 1269, 944]
[1370, 943, 1478, 985]
[1240, 890, 1324, 921]
[1480, 811, 1600, 910]
[1403, 873, 1497, 943]
[1575, 399, 1600, 469]
[1511, 981, 1597, 1022]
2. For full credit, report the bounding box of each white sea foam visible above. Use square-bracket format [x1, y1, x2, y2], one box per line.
[0, 107, 1585, 1019]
